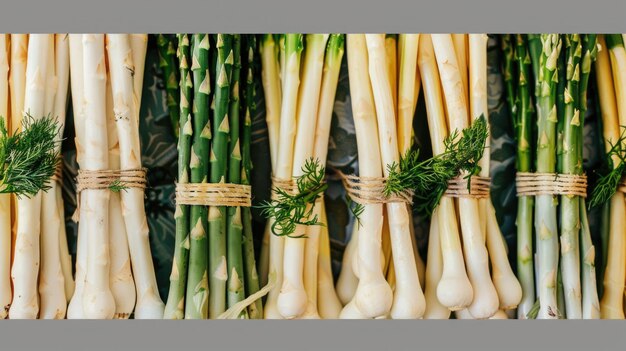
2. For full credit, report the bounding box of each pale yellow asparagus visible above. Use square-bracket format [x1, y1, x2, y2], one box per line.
[423, 210, 450, 319]
[53, 34, 75, 303]
[432, 33, 498, 318]
[67, 34, 88, 319]
[278, 34, 328, 319]
[39, 34, 67, 319]
[105, 62, 136, 319]
[264, 34, 302, 320]
[81, 34, 115, 319]
[130, 34, 148, 118]
[341, 34, 392, 319]
[108, 34, 165, 319]
[336, 222, 359, 305]
[397, 34, 419, 152]
[9, 34, 51, 319]
[452, 34, 469, 104]
[9, 34, 28, 133]
[312, 35, 344, 319]
[366, 34, 424, 319]
[419, 34, 472, 312]
[0, 34, 10, 319]
[260, 35, 282, 173]
[597, 36, 626, 319]
[385, 35, 397, 112]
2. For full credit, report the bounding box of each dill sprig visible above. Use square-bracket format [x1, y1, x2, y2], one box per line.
[0, 113, 61, 198]
[108, 179, 129, 193]
[589, 127, 626, 208]
[346, 194, 365, 228]
[384, 115, 489, 216]
[259, 158, 328, 238]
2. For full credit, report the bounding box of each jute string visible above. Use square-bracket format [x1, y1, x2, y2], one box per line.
[270, 176, 297, 200]
[73, 168, 147, 221]
[175, 182, 252, 207]
[444, 175, 491, 198]
[515, 172, 588, 197]
[337, 171, 413, 205]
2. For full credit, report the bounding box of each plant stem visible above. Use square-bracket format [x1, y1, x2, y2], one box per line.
[185, 34, 211, 319]
[208, 34, 233, 319]
[164, 34, 192, 319]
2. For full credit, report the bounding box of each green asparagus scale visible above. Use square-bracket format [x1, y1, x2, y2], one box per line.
[164, 34, 192, 319]
[185, 34, 211, 319]
[225, 34, 248, 317]
[242, 34, 263, 319]
[559, 34, 583, 319]
[578, 34, 600, 319]
[510, 34, 536, 319]
[157, 34, 181, 136]
[209, 34, 234, 318]
[533, 34, 562, 319]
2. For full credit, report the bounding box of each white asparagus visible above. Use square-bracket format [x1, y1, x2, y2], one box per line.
[0, 34, 11, 318]
[260, 35, 282, 173]
[67, 34, 88, 319]
[105, 57, 136, 319]
[385, 36, 397, 112]
[310, 34, 343, 319]
[432, 34, 498, 318]
[598, 35, 626, 319]
[419, 34, 473, 311]
[264, 35, 302, 320]
[423, 210, 450, 319]
[9, 34, 28, 133]
[341, 34, 391, 319]
[397, 34, 419, 153]
[129, 34, 148, 118]
[81, 33, 115, 319]
[10, 33, 51, 319]
[278, 34, 328, 319]
[366, 34, 425, 319]
[39, 34, 68, 319]
[108, 34, 165, 319]
[452, 34, 469, 105]
[336, 222, 359, 305]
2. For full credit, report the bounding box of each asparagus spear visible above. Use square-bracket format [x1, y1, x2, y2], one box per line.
[534, 34, 562, 319]
[559, 34, 583, 319]
[241, 34, 262, 319]
[185, 34, 211, 319]
[578, 34, 600, 319]
[513, 34, 536, 319]
[164, 34, 193, 319]
[226, 34, 247, 317]
[209, 33, 233, 318]
[157, 34, 181, 137]
[500, 35, 517, 121]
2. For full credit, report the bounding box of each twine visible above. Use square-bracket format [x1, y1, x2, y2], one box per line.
[270, 176, 298, 200]
[444, 175, 491, 198]
[73, 168, 147, 221]
[515, 172, 588, 197]
[337, 171, 413, 205]
[175, 182, 252, 207]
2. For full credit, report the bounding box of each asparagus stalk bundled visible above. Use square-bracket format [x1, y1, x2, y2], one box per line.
[0, 34, 10, 318]
[157, 34, 180, 136]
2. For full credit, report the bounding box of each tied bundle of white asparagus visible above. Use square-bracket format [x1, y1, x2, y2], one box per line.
[329, 34, 521, 320]
[259, 34, 345, 319]
[66, 34, 164, 319]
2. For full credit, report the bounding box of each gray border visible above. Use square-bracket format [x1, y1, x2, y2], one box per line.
[0, 0, 625, 32]
[1, 320, 626, 350]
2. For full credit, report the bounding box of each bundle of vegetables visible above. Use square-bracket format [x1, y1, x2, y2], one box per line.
[66, 34, 164, 319]
[589, 34, 626, 319]
[5, 34, 70, 320]
[259, 33, 345, 319]
[501, 34, 601, 319]
[163, 34, 264, 319]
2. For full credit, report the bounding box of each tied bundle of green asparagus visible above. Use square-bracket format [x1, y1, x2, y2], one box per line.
[164, 34, 263, 319]
[501, 34, 601, 319]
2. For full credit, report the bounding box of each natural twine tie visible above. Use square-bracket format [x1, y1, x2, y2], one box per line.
[444, 175, 491, 198]
[337, 171, 414, 205]
[270, 176, 298, 200]
[175, 182, 252, 207]
[73, 168, 147, 221]
[515, 172, 588, 197]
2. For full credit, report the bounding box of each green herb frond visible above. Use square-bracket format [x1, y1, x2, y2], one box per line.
[108, 179, 129, 193]
[589, 126, 626, 208]
[346, 194, 365, 228]
[258, 157, 328, 237]
[0, 113, 61, 198]
[384, 115, 489, 216]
